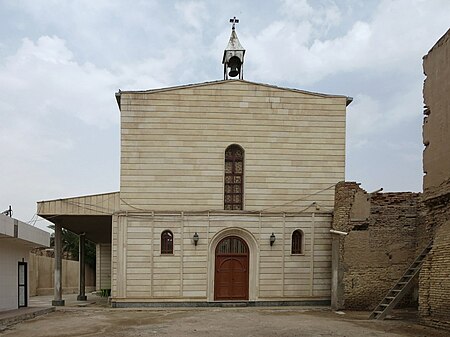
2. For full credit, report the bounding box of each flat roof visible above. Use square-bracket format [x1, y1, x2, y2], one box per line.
[0, 214, 50, 248]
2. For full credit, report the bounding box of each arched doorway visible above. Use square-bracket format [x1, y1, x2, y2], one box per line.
[214, 236, 249, 300]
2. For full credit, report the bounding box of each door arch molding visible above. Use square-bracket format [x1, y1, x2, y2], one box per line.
[208, 227, 259, 301]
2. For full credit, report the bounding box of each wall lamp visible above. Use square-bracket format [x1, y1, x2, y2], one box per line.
[270, 233, 276, 246]
[193, 232, 199, 246]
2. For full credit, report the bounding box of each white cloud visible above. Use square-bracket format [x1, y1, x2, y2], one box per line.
[280, 0, 314, 18]
[245, 0, 450, 85]
[318, 2, 342, 28]
[15, 36, 74, 64]
[281, 0, 342, 34]
[346, 94, 383, 147]
[347, 78, 423, 147]
[0, 36, 119, 127]
[175, 1, 209, 31]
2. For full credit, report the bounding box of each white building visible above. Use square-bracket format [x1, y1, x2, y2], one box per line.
[0, 214, 50, 311]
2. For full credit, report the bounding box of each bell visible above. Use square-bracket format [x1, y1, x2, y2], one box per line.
[229, 66, 239, 77]
[228, 56, 241, 77]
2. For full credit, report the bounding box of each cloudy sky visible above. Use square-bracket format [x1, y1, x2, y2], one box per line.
[0, 0, 448, 232]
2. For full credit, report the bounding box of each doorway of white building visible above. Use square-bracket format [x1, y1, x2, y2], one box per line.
[18, 261, 27, 308]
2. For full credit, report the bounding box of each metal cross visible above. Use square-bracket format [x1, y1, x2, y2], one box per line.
[230, 17, 239, 30]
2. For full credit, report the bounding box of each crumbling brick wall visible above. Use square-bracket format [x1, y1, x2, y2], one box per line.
[419, 179, 450, 329]
[419, 28, 450, 330]
[333, 182, 422, 310]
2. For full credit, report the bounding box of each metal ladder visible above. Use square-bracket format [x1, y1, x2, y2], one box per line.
[369, 241, 433, 320]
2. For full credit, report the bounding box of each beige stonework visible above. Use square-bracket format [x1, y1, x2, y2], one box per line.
[111, 212, 332, 304]
[118, 80, 347, 213]
[36, 79, 349, 306]
[110, 79, 350, 305]
[96, 243, 111, 291]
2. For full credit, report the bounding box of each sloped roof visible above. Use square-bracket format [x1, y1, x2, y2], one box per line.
[38, 191, 119, 216]
[225, 29, 245, 51]
[0, 214, 50, 248]
[37, 191, 119, 243]
[115, 79, 353, 108]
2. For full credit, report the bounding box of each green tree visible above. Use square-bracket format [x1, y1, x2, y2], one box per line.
[48, 225, 96, 268]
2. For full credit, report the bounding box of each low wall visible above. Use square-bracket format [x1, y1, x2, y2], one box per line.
[29, 253, 95, 296]
[332, 182, 422, 310]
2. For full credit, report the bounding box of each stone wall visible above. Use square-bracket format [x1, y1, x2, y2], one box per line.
[112, 211, 333, 305]
[118, 80, 348, 213]
[28, 253, 95, 296]
[333, 182, 422, 310]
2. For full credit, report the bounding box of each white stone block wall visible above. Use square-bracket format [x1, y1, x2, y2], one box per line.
[119, 80, 347, 213]
[112, 212, 332, 303]
[0, 240, 30, 311]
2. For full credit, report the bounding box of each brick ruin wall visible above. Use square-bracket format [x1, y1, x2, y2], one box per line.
[419, 28, 450, 330]
[333, 182, 423, 310]
[330, 28, 450, 328]
[418, 179, 450, 329]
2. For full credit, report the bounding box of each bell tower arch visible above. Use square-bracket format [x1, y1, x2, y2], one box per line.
[222, 17, 245, 80]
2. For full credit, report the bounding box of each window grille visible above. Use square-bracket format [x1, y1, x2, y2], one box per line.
[224, 144, 244, 210]
[216, 236, 248, 254]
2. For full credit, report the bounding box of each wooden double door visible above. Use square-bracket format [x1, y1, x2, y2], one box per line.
[214, 236, 249, 301]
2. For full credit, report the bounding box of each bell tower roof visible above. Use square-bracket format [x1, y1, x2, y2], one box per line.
[222, 29, 245, 62]
[222, 17, 245, 80]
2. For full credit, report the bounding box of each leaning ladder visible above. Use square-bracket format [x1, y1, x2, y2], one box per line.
[369, 240, 433, 320]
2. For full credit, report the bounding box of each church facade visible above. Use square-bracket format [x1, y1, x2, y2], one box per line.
[111, 78, 350, 306]
[38, 23, 351, 307]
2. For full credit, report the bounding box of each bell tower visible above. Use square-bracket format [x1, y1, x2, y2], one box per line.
[223, 17, 245, 80]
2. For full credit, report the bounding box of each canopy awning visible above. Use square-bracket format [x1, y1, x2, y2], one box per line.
[37, 192, 119, 243]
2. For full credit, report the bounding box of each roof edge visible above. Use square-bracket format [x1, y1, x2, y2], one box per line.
[37, 191, 120, 204]
[116, 79, 350, 100]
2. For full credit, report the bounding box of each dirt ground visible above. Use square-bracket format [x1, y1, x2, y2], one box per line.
[1, 306, 448, 337]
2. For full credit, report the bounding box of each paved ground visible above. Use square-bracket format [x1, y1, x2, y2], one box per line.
[1, 295, 447, 337]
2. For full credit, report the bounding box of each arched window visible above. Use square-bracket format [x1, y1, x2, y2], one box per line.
[291, 230, 303, 254]
[224, 144, 244, 210]
[216, 236, 248, 254]
[161, 230, 173, 254]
